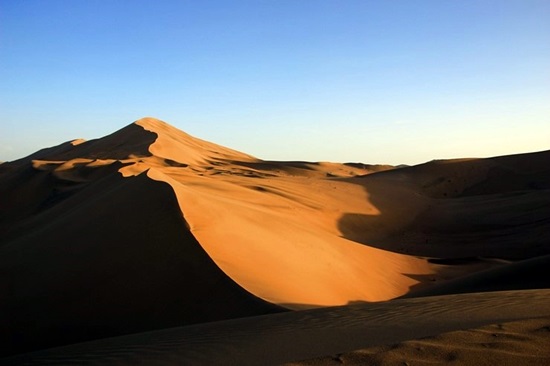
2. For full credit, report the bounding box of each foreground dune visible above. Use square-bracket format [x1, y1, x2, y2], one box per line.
[2, 290, 549, 365]
[1, 117, 549, 359]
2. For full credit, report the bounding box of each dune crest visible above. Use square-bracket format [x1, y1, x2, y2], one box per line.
[136, 117, 257, 166]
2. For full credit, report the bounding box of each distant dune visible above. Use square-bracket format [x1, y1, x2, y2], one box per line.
[1, 117, 549, 364]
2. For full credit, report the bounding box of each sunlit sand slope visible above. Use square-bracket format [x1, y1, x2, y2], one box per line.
[119, 118, 436, 307]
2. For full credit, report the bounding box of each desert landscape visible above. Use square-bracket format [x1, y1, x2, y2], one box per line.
[1, 117, 549, 365]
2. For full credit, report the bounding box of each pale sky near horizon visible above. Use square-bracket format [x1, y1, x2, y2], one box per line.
[1, 0, 549, 165]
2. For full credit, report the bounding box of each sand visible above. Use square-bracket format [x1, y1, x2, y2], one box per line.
[2, 290, 549, 365]
[288, 316, 550, 366]
[1, 117, 549, 363]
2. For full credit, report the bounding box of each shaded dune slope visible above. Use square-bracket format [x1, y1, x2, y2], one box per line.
[5, 123, 156, 165]
[0, 123, 157, 231]
[402, 254, 550, 298]
[0, 140, 283, 356]
[339, 150, 550, 259]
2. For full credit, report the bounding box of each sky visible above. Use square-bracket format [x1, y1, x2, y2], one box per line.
[1, 0, 549, 165]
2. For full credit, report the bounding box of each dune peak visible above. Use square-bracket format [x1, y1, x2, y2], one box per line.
[134, 116, 181, 132]
[132, 116, 257, 166]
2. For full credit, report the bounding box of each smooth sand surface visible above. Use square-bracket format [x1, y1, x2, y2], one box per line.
[1, 117, 549, 361]
[2, 290, 549, 365]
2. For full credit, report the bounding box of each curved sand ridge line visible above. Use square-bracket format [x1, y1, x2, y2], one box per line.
[122, 117, 434, 307]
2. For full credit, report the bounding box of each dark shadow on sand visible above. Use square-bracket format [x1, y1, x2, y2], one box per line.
[337, 158, 550, 259]
[0, 172, 284, 357]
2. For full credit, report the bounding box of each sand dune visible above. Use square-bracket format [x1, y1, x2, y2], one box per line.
[111, 118, 438, 306]
[1, 117, 549, 361]
[339, 152, 550, 258]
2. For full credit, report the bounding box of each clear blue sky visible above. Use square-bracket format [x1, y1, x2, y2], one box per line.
[1, 0, 549, 164]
